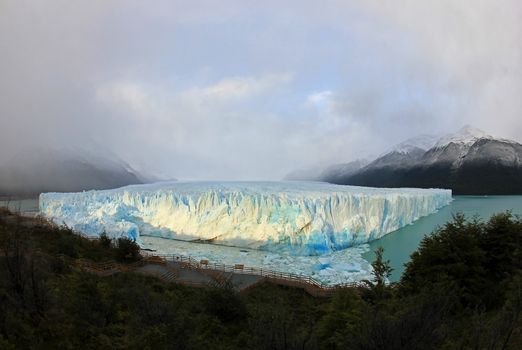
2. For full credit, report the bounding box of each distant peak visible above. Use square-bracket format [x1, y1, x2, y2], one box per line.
[388, 135, 439, 155]
[457, 125, 488, 138]
[436, 125, 492, 147]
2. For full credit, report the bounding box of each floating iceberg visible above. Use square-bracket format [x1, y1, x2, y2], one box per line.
[39, 181, 452, 255]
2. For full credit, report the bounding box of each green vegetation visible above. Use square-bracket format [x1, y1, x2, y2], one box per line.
[1, 208, 521, 349]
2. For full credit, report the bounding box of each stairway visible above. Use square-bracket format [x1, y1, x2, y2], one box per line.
[208, 271, 233, 288]
[158, 267, 179, 283]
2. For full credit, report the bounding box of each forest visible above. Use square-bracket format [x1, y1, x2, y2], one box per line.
[0, 207, 521, 349]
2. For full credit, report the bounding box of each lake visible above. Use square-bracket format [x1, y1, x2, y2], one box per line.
[0, 198, 39, 214]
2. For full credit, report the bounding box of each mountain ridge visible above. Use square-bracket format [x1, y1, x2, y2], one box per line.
[0, 147, 155, 197]
[290, 126, 522, 195]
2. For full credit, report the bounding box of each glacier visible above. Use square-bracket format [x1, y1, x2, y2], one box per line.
[39, 181, 452, 255]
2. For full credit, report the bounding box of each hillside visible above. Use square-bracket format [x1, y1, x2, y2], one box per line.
[0, 148, 145, 197]
[319, 126, 522, 195]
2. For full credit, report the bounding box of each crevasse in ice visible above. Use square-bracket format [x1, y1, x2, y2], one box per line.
[39, 181, 452, 255]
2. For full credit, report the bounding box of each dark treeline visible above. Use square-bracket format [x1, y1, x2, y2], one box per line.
[0, 207, 521, 349]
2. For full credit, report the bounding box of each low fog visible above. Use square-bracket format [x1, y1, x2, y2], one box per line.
[1, 0, 521, 181]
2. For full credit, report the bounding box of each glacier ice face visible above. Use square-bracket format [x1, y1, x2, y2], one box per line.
[39, 181, 452, 255]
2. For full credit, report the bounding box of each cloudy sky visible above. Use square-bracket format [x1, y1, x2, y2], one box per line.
[1, 0, 521, 180]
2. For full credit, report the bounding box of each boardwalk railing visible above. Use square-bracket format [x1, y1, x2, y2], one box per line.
[11, 251, 360, 297]
[143, 252, 361, 296]
[57, 254, 169, 274]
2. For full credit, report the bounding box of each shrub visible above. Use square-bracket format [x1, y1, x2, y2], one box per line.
[115, 237, 141, 262]
[99, 232, 112, 249]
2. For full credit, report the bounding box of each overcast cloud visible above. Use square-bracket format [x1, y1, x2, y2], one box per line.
[1, 0, 521, 179]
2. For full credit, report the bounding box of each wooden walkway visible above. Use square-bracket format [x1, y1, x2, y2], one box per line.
[60, 252, 361, 297]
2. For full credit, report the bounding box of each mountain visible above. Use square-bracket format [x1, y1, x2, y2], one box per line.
[316, 135, 438, 183]
[392, 134, 440, 154]
[284, 166, 325, 181]
[0, 148, 147, 197]
[285, 159, 370, 182]
[329, 126, 522, 195]
[285, 136, 436, 183]
[319, 159, 370, 183]
[363, 135, 439, 170]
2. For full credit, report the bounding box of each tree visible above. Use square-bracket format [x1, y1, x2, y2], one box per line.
[317, 289, 365, 349]
[99, 232, 112, 249]
[372, 246, 393, 286]
[115, 237, 141, 262]
[400, 214, 489, 307]
[361, 246, 393, 304]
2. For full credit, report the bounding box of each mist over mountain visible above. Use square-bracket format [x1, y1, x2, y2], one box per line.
[283, 167, 324, 182]
[293, 126, 522, 195]
[0, 148, 148, 197]
[284, 159, 371, 183]
[314, 159, 371, 184]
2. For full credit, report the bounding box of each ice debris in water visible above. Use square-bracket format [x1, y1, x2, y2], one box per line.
[140, 235, 374, 286]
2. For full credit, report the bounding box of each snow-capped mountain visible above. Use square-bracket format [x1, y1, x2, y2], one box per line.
[286, 135, 438, 184]
[420, 126, 521, 169]
[325, 126, 522, 194]
[0, 147, 148, 197]
[365, 135, 439, 170]
[391, 135, 440, 154]
[434, 125, 492, 148]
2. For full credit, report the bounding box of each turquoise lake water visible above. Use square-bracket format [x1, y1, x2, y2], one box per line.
[0, 198, 39, 213]
[3, 195, 521, 283]
[364, 196, 522, 282]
